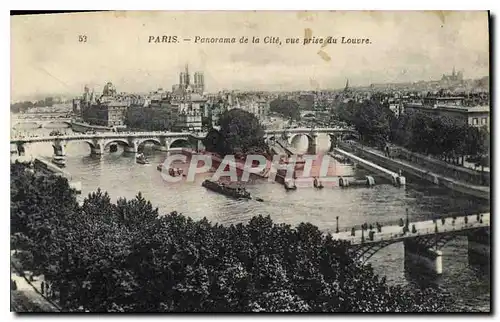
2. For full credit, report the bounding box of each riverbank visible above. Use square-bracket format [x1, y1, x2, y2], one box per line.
[339, 142, 489, 200]
[12, 156, 82, 194]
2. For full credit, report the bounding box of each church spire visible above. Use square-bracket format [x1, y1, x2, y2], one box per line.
[185, 64, 190, 85]
[344, 79, 349, 92]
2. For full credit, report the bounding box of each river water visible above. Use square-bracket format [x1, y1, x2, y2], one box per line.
[12, 125, 491, 312]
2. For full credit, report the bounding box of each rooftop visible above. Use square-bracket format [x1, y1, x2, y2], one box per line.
[425, 96, 465, 100]
[406, 103, 490, 113]
[467, 105, 490, 113]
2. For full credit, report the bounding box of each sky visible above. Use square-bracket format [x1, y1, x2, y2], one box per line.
[11, 11, 489, 101]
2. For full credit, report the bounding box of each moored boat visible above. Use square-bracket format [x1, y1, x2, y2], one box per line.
[136, 153, 149, 164]
[313, 177, 324, 189]
[284, 178, 297, 190]
[202, 179, 252, 200]
[168, 167, 184, 177]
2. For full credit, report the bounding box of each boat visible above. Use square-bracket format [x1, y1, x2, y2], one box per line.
[284, 178, 297, 190]
[157, 164, 163, 171]
[136, 153, 149, 164]
[202, 179, 252, 200]
[313, 177, 324, 189]
[168, 167, 184, 177]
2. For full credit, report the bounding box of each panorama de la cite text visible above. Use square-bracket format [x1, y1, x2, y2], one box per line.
[147, 35, 372, 45]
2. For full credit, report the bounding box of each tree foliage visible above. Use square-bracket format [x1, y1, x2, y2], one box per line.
[336, 100, 489, 165]
[204, 108, 268, 157]
[391, 111, 489, 164]
[269, 99, 301, 121]
[11, 162, 451, 312]
[336, 100, 393, 146]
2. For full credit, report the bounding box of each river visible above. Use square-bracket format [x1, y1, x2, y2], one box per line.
[12, 125, 491, 312]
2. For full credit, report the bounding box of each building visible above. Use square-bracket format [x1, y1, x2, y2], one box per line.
[465, 106, 490, 130]
[193, 72, 205, 94]
[422, 96, 464, 107]
[173, 64, 205, 97]
[175, 111, 203, 132]
[440, 67, 464, 85]
[405, 96, 490, 131]
[82, 101, 128, 127]
[79, 82, 129, 128]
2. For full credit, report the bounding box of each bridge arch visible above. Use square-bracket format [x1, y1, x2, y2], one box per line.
[137, 138, 162, 151]
[103, 139, 132, 150]
[42, 121, 71, 129]
[289, 133, 314, 151]
[340, 132, 359, 141]
[82, 140, 97, 151]
[169, 138, 192, 150]
[50, 139, 98, 154]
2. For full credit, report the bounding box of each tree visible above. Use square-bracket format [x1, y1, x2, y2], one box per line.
[352, 100, 392, 146]
[202, 128, 228, 156]
[269, 99, 301, 122]
[11, 162, 452, 313]
[206, 108, 267, 156]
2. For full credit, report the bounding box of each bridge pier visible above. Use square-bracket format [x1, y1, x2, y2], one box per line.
[90, 144, 104, 156]
[89, 139, 105, 156]
[16, 142, 25, 156]
[196, 139, 205, 152]
[307, 133, 318, 154]
[329, 134, 339, 152]
[52, 140, 67, 167]
[123, 141, 138, 154]
[404, 239, 443, 275]
[52, 141, 66, 157]
[467, 227, 490, 263]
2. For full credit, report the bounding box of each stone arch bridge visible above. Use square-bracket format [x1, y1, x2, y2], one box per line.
[264, 127, 359, 154]
[12, 119, 72, 129]
[11, 131, 206, 157]
[10, 127, 358, 158]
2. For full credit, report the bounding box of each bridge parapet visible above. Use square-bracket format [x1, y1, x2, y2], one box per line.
[333, 212, 490, 275]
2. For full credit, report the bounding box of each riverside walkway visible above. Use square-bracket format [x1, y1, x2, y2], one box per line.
[11, 251, 61, 312]
[331, 148, 404, 185]
[339, 142, 490, 200]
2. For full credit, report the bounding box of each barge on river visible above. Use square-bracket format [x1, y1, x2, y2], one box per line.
[202, 179, 252, 200]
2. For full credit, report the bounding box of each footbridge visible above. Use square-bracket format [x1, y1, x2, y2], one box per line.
[331, 212, 490, 274]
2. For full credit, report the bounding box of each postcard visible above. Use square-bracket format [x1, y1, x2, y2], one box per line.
[10, 11, 490, 313]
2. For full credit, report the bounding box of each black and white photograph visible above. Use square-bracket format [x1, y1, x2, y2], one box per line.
[9, 10, 491, 313]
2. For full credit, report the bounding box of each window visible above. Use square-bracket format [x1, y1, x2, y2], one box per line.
[473, 118, 478, 125]
[481, 117, 487, 125]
